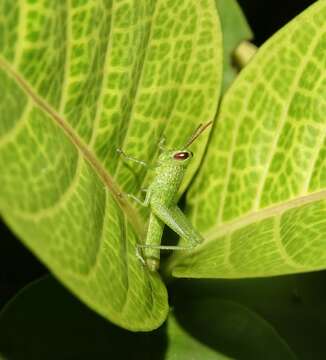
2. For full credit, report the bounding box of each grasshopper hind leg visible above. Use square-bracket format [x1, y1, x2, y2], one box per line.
[136, 213, 164, 271]
[136, 210, 200, 271]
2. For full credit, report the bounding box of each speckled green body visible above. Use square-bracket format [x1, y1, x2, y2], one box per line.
[142, 149, 204, 271]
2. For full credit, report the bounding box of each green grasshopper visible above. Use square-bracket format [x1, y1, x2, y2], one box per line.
[117, 122, 212, 271]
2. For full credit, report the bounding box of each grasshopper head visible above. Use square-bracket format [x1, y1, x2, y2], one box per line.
[157, 121, 213, 167]
[158, 149, 193, 167]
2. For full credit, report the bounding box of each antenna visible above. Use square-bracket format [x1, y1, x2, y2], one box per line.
[183, 121, 213, 148]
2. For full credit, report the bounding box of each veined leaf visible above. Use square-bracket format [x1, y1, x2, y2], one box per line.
[170, 1, 326, 278]
[0, 0, 222, 330]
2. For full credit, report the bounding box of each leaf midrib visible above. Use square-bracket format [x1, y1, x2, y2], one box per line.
[204, 189, 326, 242]
[164, 190, 325, 276]
[0, 56, 145, 238]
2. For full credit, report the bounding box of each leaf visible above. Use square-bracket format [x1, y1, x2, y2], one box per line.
[215, 0, 252, 92]
[172, 273, 326, 359]
[169, 1, 326, 278]
[0, 276, 166, 359]
[0, 276, 227, 359]
[166, 314, 230, 360]
[173, 297, 296, 359]
[0, 0, 222, 330]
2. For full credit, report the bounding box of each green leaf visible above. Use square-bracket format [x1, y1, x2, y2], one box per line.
[0, 276, 227, 359]
[173, 297, 296, 359]
[215, 0, 252, 92]
[170, 1, 326, 278]
[172, 273, 326, 359]
[0, 0, 222, 330]
[0, 276, 166, 359]
[166, 314, 230, 360]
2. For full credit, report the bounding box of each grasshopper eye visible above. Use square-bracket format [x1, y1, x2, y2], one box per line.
[173, 151, 191, 160]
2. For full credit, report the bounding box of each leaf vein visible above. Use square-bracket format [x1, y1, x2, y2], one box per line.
[273, 215, 302, 269]
[58, 0, 71, 113]
[0, 56, 144, 238]
[204, 190, 326, 243]
[89, 1, 114, 147]
[113, 1, 157, 178]
[304, 128, 326, 192]
[253, 31, 325, 210]
[0, 101, 32, 148]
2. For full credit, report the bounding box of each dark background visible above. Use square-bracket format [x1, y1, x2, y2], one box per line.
[238, 0, 317, 46]
[0, 0, 318, 309]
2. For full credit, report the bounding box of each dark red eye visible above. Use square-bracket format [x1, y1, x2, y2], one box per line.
[174, 151, 191, 160]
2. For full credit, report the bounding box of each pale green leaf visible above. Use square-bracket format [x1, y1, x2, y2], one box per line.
[0, 0, 222, 330]
[170, 1, 326, 278]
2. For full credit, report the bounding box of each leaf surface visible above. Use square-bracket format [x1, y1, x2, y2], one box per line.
[172, 274, 326, 359]
[0, 276, 163, 359]
[0, 276, 228, 359]
[170, 1, 326, 278]
[166, 314, 230, 360]
[174, 297, 296, 359]
[0, 0, 222, 329]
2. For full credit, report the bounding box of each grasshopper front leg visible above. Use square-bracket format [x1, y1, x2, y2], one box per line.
[117, 148, 151, 168]
[125, 191, 150, 207]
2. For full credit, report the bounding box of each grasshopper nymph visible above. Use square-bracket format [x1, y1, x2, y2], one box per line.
[117, 122, 212, 271]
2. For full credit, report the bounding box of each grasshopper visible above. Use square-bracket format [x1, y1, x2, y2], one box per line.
[117, 122, 212, 271]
